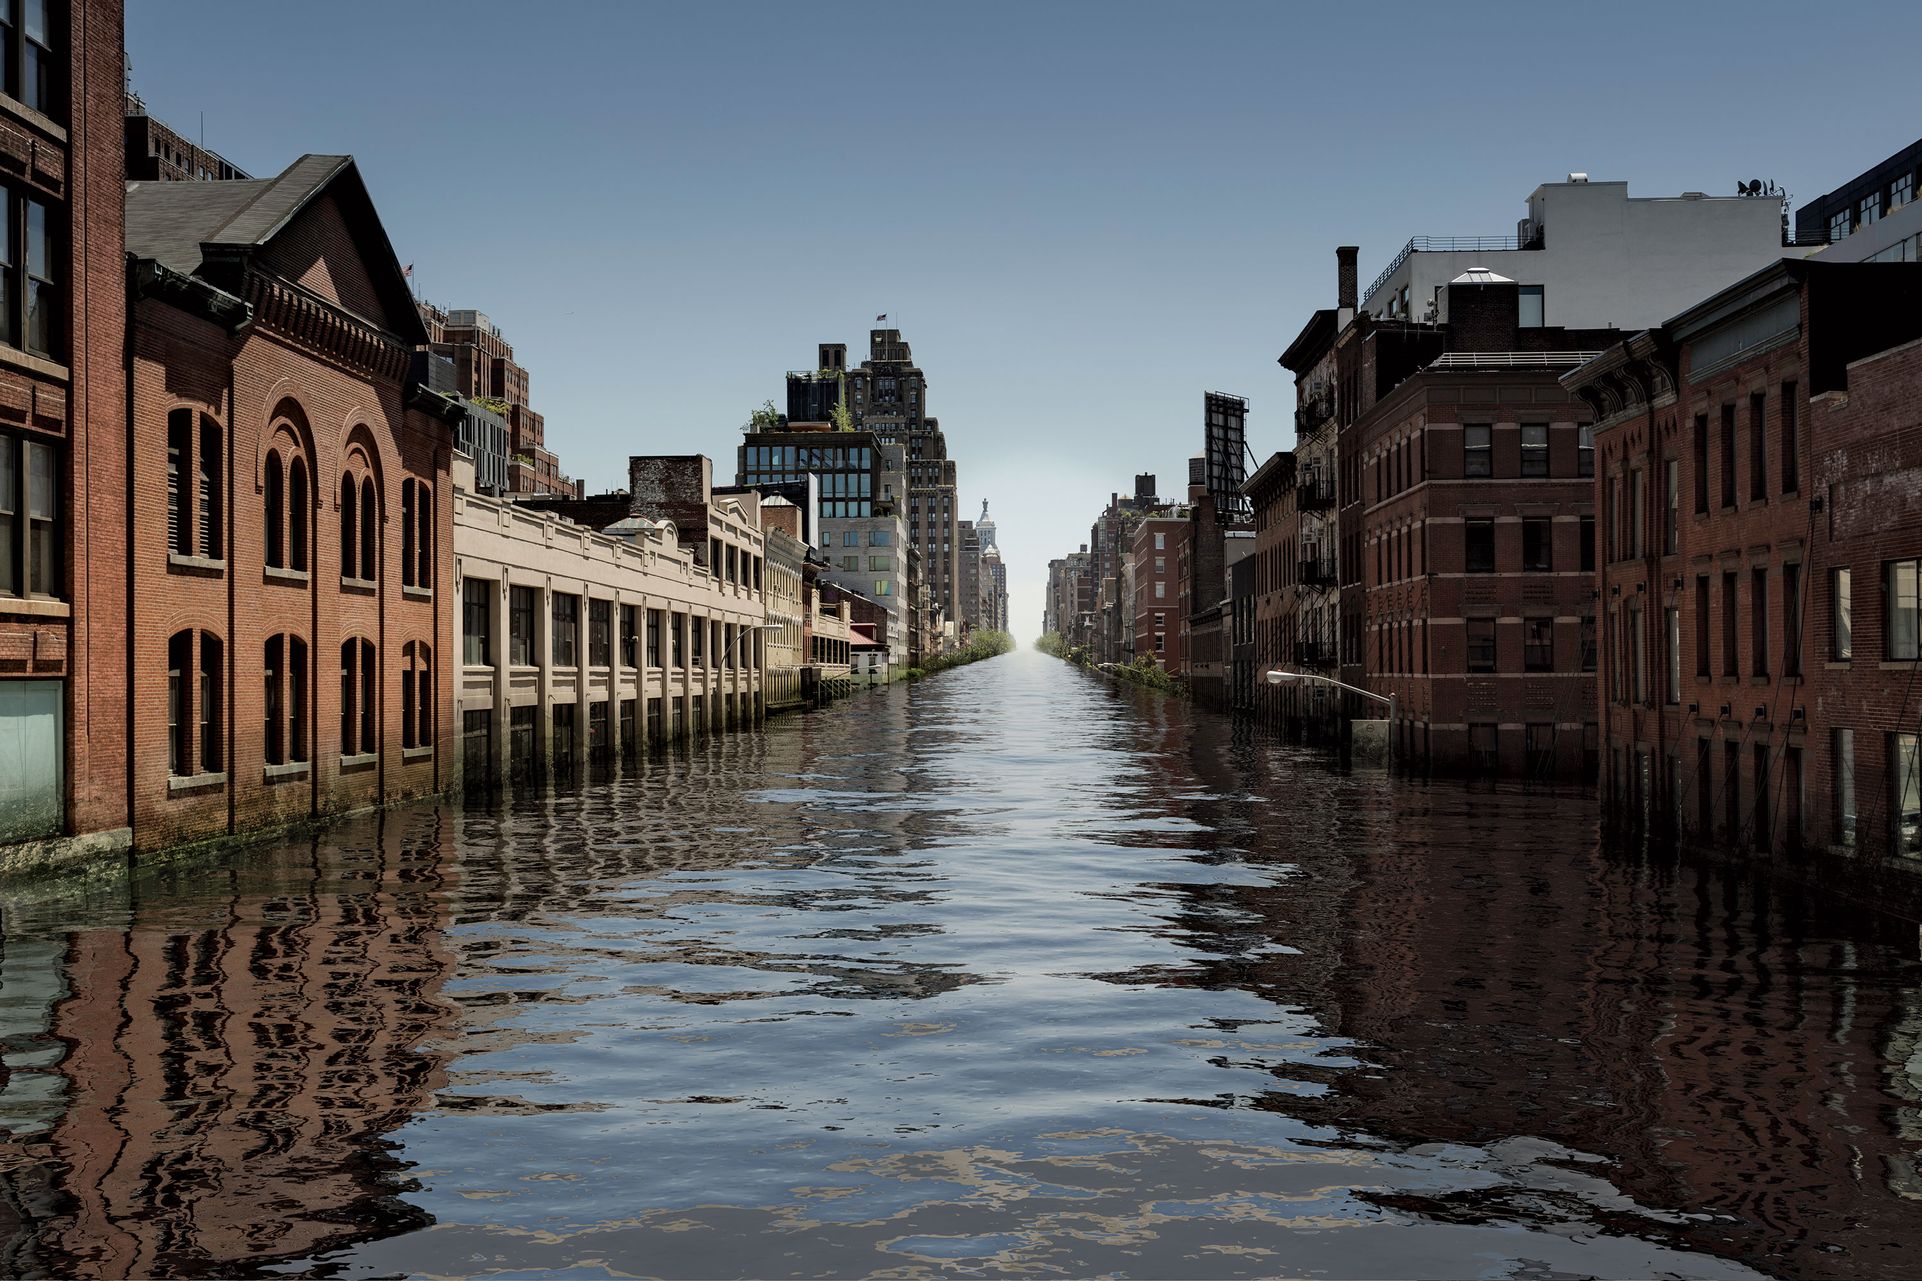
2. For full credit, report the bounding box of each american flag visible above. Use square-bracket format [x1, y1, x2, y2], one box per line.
[875, 313, 886, 322]
[403, 263, 414, 278]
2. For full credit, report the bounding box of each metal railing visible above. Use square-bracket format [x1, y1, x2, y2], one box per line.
[1295, 475, 1335, 510]
[1294, 394, 1334, 436]
[1363, 235, 1529, 307]
[1298, 558, 1337, 588]
[1426, 350, 1603, 369]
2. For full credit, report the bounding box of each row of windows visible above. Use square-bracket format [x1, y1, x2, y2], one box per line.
[1369, 422, 1594, 503]
[1687, 385, 1800, 515]
[463, 579, 762, 673]
[1459, 516, 1596, 576]
[167, 408, 437, 593]
[166, 630, 431, 778]
[1827, 169, 1917, 239]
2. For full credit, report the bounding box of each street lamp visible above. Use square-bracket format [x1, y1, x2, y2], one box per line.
[1264, 668, 1398, 757]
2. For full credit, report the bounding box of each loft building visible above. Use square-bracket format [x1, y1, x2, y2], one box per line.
[124, 90, 250, 182]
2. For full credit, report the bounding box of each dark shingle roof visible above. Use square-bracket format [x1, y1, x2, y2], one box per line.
[126, 153, 425, 345]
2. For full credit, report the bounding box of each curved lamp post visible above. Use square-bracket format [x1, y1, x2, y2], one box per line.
[1264, 668, 1397, 757]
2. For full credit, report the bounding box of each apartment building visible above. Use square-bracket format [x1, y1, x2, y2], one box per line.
[1566, 259, 1922, 866]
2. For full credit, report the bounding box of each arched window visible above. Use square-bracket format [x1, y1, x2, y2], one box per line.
[167, 628, 225, 777]
[415, 482, 433, 591]
[288, 456, 309, 571]
[167, 629, 191, 774]
[401, 641, 433, 750]
[359, 476, 376, 582]
[265, 634, 283, 764]
[400, 479, 415, 588]
[340, 474, 357, 576]
[265, 450, 285, 569]
[199, 632, 222, 773]
[340, 637, 376, 757]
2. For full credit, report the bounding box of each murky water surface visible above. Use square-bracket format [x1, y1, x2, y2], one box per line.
[3, 650, 1921, 1280]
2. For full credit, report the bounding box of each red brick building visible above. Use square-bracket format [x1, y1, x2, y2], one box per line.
[125, 154, 459, 851]
[1345, 271, 1608, 776]
[1131, 511, 1187, 673]
[1242, 450, 1296, 730]
[1568, 259, 1922, 869]
[0, 0, 129, 864]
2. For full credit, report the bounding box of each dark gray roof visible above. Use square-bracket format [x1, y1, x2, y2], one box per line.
[125, 155, 353, 276]
[125, 153, 426, 345]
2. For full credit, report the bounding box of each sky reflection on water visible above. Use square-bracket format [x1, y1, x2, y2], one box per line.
[1, 650, 1919, 1280]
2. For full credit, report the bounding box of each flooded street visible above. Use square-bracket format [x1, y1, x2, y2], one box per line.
[2, 649, 1920, 1280]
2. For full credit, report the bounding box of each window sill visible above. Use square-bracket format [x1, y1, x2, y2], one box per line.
[169, 552, 227, 576]
[0, 93, 67, 145]
[0, 340, 69, 383]
[264, 760, 310, 782]
[402, 745, 434, 762]
[339, 752, 378, 771]
[1826, 659, 1852, 669]
[167, 771, 227, 794]
[1879, 659, 1922, 671]
[341, 576, 378, 595]
[265, 566, 310, 587]
[0, 596, 69, 618]
[402, 585, 433, 601]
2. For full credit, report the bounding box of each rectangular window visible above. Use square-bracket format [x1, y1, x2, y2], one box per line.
[1517, 284, 1544, 328]
[0, 192, 59, 358]
[1695, 574, 1711, 678]
[1722, 571, 1739, 677]
[1463, 424, 1491, 478]
[1524, 618, 1553, 672]
[1469, 724, 1498, 771]
[1664, 458, 1679, 555]
[1833, 567, 1852, 660]
[0, 432, 53, 598]
[1720, 404, 1736, 508]
[1629, 601, 1645, 704]
[1154, 531, 1166, 550]
[1629, 469, 1644, 557]
[1666, 607, 1680, 704]
[1465, 518, 1495, 573]
[1834, 728, 1856, 847]
[1780, 381, 1798, 493]
[1888, 559, 1920, 660]
[463, 577, 492, 665]
[1467, 618, 1496, 673]
[620, 604, 638, 668]
[1693, 414, 1709, 514]
[509, 586, 536, 666]
[1522, 518, 1551, 572]
[1751, 567, 1768, 677]
[1894, 733, 1921, 857]
[1783, 563, 1802, 678]
[1577, 424, 1594, 478]
[1155, 581, 1165, 599]
[647, 609, 663, 668]
[690, 614, 705, 665]
[1580, 514, 1595, 574]
[588, 598, 611, 668]
[1519, 423, 1548, 477]
[1581, 615, 1597, 672]
[1749, 393, 1767, 501]
[552, 593, 580, 667]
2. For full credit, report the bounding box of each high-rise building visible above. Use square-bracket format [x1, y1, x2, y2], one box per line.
[791, 328, 962, 624]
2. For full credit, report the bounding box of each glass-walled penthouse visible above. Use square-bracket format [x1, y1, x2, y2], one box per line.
[738, 431, 884, 519]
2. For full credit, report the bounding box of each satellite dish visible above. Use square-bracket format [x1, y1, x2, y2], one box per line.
[1749, 178, 1763, 195]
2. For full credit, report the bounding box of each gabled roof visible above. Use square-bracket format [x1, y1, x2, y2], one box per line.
[126, 154, 426, 345]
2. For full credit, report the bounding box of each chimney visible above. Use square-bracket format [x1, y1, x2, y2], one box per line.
[1336, 246, 1359, 311]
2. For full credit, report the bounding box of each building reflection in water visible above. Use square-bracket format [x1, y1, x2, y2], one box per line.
[1162, 692, 1922, 1281]
[0, 807, 459, 1280]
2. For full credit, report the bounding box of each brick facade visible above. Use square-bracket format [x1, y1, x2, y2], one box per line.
[126, 156, 455, 851]
[0, 0, 130, 860]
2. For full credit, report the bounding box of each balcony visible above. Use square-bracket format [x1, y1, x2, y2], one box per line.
[1293, 639, 1331, 668]
[1295, 474, 1334, 511]
[1298, 558, 1337, 589]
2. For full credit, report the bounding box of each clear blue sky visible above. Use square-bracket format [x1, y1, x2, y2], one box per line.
[127, 1, 1920, 639]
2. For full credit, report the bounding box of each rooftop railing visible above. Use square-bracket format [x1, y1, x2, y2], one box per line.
[1362, 235, 1532, 306]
